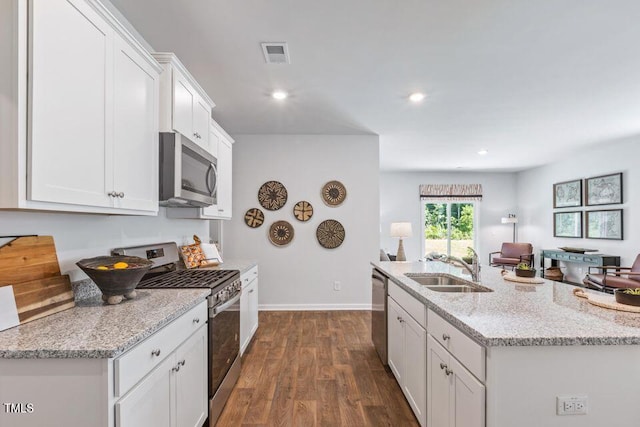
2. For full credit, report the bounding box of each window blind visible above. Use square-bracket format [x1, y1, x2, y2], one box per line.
[419, 184, 483, 202]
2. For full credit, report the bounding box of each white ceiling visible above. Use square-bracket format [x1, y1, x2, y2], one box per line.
[110, 0, 640, 172]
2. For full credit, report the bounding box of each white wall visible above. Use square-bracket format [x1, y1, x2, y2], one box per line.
[0, 209, 208, 281]
[223, 134, 380, 310]
[380, 171, 518, 264]
[517, 136, 639, 281]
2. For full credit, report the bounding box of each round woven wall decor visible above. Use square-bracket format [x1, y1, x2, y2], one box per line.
[269, 220, 294, 246]
[258, 181, 288, 211]
[316, 219, 345, 249]
[244, 208, 265, 228]
[293, 201, 314, 222]
[321, 180, 347, 206]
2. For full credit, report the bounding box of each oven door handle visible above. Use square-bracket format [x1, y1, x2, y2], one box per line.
[210, 292, 241, 317]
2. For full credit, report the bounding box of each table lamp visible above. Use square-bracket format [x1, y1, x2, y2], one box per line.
[390, 222, 412, 261]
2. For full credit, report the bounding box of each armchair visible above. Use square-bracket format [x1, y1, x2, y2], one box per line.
[489, 242, 534, 269]
[583, 254, 640, 293]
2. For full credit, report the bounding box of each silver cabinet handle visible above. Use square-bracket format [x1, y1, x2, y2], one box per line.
[108, 191, 117, 197]
[445, 368, 453, 376]
[172, 365, 180, 372]
[151, 349, 161, 357]
[118, 192, 124, 198]
[248, 289, 255, 294]
[218, 208, 225, 212]
[442, 333, 450, 341]
[440, 363, 447, 370]
[193, 132, 198, 137]
[193, 318, 200, 324]
[179, 359, 186, 366]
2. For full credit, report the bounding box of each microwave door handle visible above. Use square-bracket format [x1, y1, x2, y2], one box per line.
[205, 163, 214, 195]
[210, 162, 219, 197]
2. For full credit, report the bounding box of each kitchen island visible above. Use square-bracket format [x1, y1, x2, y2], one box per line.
[374, 261, 640, 427]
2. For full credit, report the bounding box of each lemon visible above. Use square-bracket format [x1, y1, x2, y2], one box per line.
[113, 262, 129, 270]
[96, 266, 109, 270]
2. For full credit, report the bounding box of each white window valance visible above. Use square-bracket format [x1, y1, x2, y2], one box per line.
[419, 184, 483, 202]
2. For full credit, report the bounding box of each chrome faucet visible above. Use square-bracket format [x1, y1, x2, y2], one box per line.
[440, 247, 481, 282]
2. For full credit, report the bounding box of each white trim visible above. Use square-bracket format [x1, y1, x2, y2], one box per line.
[258, 303, 372, 311]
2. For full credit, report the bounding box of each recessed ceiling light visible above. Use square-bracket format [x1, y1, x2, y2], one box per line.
[272, 90, 288, 100]
[409, 92, 425, 103]
[478, 149, 489, 155]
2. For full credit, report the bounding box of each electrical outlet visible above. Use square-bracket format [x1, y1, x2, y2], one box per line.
[557, 396, 587, 415]
[333, 281, 341, 291]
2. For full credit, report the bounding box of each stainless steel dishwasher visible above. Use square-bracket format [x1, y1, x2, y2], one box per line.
[371, 268, 388, 365]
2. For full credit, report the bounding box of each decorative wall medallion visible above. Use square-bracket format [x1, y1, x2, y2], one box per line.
[293, 201, 314, 222]
[322, 180, 347, 206]
[316, 219, 345, 249]
[244, 208, 265, 228]
[269, 220, 294, 246]
[258, 181, 288, 210]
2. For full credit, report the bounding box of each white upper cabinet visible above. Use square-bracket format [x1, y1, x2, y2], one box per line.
[112, 36, 159, 212]
[0, 0, 162, 215]
[153, 52, 214, 151]
[29, 0, 113, 208]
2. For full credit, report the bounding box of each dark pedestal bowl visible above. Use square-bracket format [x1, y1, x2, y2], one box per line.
[76, 256, 153, 304]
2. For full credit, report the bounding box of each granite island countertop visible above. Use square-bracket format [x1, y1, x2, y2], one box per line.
[374, 261, 640, 347]
[205, 259, 257, 274]
[0, 288, 210, 359]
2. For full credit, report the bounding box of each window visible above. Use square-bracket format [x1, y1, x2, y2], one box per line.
[423, 201, 477, 258]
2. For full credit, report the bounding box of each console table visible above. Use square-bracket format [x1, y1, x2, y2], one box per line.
[540, 250, 620, 281]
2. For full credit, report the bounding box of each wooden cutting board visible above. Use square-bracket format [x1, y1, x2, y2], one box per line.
[0, 236, 75, 326]
[503, 273, 545, 284]
[573, 288, 640, 313]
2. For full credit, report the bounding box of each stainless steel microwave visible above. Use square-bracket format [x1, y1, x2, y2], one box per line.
[159, 132, 217, 207]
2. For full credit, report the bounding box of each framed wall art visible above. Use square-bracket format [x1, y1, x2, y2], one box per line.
[554, 211, 582, 238]
[553, 179, 582, 208]
[585, 173, 622, 206]
[586, 209, 623, 240]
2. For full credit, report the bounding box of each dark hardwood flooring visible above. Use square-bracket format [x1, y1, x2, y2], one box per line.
[217, 311, 419, 426]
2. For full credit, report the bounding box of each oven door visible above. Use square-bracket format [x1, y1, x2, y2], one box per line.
[159, 132, 217, 207]
[208, 292, 241, 396]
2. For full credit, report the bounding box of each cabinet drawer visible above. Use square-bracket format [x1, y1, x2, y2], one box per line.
[241, 265, 258, 288]
[427, 309, 485, 382]
[114, 301, 207, 397]
[389, 281, 427, 329]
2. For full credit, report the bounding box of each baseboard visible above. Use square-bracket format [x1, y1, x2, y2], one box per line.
[258, 303, 372, 311]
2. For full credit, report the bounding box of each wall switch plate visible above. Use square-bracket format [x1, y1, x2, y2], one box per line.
[557, 396, 588, 415]
[333, 281, 341, 291]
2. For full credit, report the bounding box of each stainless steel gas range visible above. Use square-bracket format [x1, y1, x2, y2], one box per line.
[113, 242, 241, 427]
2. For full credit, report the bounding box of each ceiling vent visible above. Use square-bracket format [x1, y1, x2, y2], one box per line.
[261, 42, 290, 64]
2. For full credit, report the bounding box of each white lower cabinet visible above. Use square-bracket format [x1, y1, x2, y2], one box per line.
[387, 296, 427, 426]
[427, 335, 485, 427]
[116, 310, 207, 427]
[240, 266, 259, 355]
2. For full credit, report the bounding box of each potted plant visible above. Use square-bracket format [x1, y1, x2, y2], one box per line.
[515, 262, 537, 278]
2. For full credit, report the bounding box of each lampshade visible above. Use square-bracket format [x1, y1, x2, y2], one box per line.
[501, 215, 518, 224]
[390, 222, 413, 238]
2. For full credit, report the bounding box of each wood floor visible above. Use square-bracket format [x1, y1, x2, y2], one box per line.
[217, 311, 419, 427]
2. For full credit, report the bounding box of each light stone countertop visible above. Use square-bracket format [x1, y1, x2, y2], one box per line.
[204, 259, 257, 275]
[0, 289, 210, 359]
[374, 261, 640, 347]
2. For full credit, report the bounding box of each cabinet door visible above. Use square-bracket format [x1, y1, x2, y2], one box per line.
[29, 0, 112, 207]
[239, 281, 251, 355]
[427, 335, 451, 427]
[450, 357, 485, 427]
[404, 313, 426, 426]
[112, 35, 158, 212]
[176, 327, 208, 427]
[248, 277, 259, 338]
[172, 72, 195, 139]
[116, 354, 175, 427]
[387, 297, 404, 384]
[192, 96, 211, 150]
[215, 137, 233, 218]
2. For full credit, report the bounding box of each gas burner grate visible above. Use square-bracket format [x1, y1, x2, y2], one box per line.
[138, 269, 239, 289]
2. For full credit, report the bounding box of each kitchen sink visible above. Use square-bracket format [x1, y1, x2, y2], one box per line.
[424, 285, 492, 293]
[404, 273, 493, 293]
[404, 274, 468, 287]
